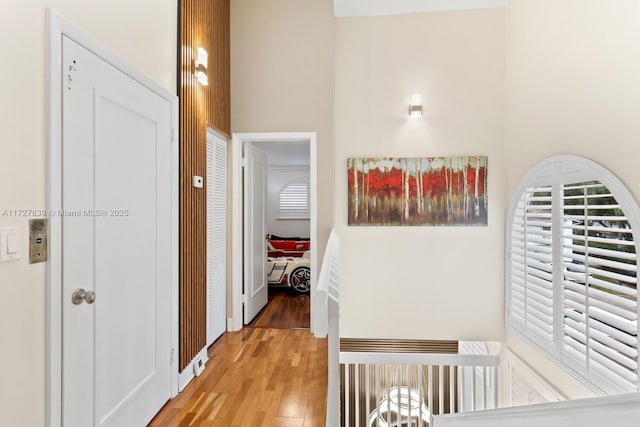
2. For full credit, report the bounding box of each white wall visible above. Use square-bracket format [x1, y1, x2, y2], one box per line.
[500, 347, 567, 408]
[230, 0, 334, 333]
[267, 167, 311, 237]
[0, 2, 176, 426]
[334, 9, 506, 340]
[503, 0, 640, 399]
[231, 0, 334, 253]
[335, 0, 509, 17]
[505, 0, 640, 200]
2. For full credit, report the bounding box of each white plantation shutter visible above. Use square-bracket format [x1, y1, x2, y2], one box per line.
[507, 156, 640, 394]
[510, 186, 555, 348]
[278, 177, 310, 218]
[561, 182, 638, 392]
[206, 130, 227, 345]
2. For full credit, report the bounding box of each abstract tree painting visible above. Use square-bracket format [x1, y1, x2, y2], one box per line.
[348, 157, 488, 226]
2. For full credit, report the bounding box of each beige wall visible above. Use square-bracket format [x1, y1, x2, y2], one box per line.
[230, 0, 335, 263]
[0, 2, 176, 425]
[504, 0, 640, 398]
[334, 9, 506, 340]
[4, 0, 638, 422]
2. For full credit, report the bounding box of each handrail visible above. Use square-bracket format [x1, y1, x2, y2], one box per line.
[340, 351, 499, 367]
[433, 392, 640, 427]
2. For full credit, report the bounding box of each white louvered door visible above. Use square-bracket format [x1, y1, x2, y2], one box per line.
[206, 129, 227, 345]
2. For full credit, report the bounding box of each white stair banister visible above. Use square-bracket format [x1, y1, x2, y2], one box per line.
[322, 229, 340, 427]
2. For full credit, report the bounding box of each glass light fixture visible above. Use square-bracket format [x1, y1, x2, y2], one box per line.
[409, 94, 422, 118]
[193, 47, 208, 86]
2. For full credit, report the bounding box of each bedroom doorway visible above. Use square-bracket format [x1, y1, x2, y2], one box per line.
[248, 140, 311, 329]
[231, 133, 320, 335]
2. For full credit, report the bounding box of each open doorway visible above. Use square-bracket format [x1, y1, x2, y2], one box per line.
[248, 140, 311, 329]
[230, 132, 320, 336]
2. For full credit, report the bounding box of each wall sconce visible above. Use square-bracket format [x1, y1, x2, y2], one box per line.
[409, 94, 423, 118]
[193, 47, 208, 86]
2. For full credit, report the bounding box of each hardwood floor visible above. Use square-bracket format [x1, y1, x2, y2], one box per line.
[149, 328, 327, 427]
[248, 288, 310, 329]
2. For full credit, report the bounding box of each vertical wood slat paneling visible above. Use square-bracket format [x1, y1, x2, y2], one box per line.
[196, 0, 203, 371]
[180, 0, 199, 370]
[210, 0, 231, 135]
[179, 0, 230, 371]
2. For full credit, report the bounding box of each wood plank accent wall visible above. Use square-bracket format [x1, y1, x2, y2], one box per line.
[209, 0, 231, 135]
[179, 0, 230, 371]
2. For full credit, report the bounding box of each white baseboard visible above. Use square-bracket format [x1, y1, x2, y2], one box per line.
[178, 346, 209, 392]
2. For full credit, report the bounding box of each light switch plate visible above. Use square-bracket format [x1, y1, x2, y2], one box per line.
[193, 175, 203, 188]
[29, 219, 48, 264]
[0, 227, 21, 262]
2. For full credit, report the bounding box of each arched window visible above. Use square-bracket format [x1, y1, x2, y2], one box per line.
[278, 177, 310, 219]
[507, 155, 640, 394]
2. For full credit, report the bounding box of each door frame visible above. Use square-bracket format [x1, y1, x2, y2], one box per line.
[46, 10, 179, 427]
[230, 132, 324, 336]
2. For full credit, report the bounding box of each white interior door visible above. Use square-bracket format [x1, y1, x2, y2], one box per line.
[207, 129, 227, 344]
[243, 143, 268, 324]
[62, 36, 173, 427]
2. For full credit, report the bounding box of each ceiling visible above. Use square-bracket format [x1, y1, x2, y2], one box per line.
[335, 0, 508, 17]
[252, 141, 310, 167]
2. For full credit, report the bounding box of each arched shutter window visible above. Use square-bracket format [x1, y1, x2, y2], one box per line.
[507, 156, 640, 394]
[278, 177, 310, 219]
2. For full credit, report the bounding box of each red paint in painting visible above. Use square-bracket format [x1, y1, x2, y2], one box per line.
[347, 157, 488, 226]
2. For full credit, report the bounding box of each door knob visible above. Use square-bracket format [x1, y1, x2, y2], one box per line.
[72, 288, 96, 305]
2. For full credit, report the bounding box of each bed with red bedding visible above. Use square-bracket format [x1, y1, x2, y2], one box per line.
[266, 234, 311, 258]
[266, 235, 311, 293]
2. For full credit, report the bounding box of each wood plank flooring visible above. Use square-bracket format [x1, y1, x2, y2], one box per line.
[248, 288, 310, 329]
[149, 328, 327, 427]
